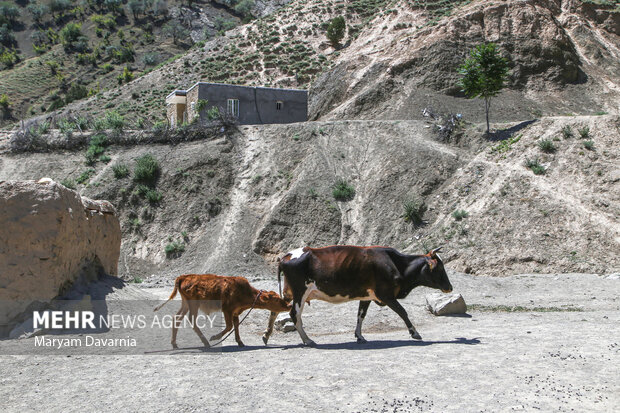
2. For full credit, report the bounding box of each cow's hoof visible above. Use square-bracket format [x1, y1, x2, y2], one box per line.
[209, 335, 219, 341]
[172, 343, 178, 349]
[262, 335, 269, 345]
[356, 337, 367, 344]
[202, 341, 211, 348]
[237, 342, 245, 348]
[303, 340, 317, 347]
[411, 332, 422, 340]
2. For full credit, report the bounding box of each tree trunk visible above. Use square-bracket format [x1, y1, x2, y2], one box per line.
[485, 96, 490, 136]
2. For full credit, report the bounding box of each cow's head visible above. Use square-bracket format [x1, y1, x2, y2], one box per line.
[258, 290, 293, 313]
[415, 247, 453, 293]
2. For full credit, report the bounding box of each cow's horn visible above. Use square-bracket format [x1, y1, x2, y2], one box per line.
[431, 247, 442, 254]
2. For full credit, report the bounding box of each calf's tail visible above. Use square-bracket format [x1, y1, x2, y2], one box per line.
[153, 276, 181, 312]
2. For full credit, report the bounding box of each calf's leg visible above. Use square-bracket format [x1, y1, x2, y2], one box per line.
[262, 311, 277, 345]
[210, 312, 233, 342]
[171, 301, 189, 349]
[354, 301, 371, 343]
[233, 315, 244, 347]
[188, 302, 210, 347]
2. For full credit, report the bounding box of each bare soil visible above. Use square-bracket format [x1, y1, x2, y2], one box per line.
[0, 271, 618, 412]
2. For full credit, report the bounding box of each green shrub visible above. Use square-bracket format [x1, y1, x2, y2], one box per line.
[538, 139, 556, 153]
[578, 126, 590, 139]
[85, 134, 108, 165]
[332, 179, 355, 201]
[165, 241, 185, 258]
[112, 163, 129, 178]
[561, 125, 573, 139]
[99, 154, 111, 163]
[145, 189, 162, 204]
[0, 93, 10, 111]
[583, 140, 594, 150]
[403, 198, 426, 225]
[452, 209, 469, 221]
[525, 158, 545, 175]
[60, 178, 76, 190]
[104, 110, 124, 130]
[57, 119, 75, 134]
[76, 169, 95, 184]
[206, 106, 220, 121]
[134, 154, 160, 185]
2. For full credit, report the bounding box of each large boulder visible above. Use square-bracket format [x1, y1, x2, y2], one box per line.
[0, 179, 121, 335]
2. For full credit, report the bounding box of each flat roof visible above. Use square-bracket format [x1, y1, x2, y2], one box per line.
[185, 82, 307, 94]
[165, 90, 187, 100]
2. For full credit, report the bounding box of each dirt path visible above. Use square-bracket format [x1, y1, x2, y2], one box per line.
[0, 272, 618, 412]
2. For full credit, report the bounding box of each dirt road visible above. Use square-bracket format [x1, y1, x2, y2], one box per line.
[0, 272, 618, 412]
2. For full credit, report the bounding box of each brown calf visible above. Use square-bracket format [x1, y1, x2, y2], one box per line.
[154, 273, 290, 348]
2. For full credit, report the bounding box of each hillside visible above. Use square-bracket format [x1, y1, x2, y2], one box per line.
[0, 0, 259, 126]
[4, 0, 618, 130]
[1, 114, 618, 279]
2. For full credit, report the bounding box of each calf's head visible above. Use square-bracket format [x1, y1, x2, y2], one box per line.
[258, 290, 292, 313]
[410, 247, 453, 293]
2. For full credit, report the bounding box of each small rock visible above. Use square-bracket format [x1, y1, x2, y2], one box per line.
[606, 273, 620, 280]
[425, 293, 467, 316]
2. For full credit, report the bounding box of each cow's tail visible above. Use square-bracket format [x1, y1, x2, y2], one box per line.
[153, 276, 181, 312]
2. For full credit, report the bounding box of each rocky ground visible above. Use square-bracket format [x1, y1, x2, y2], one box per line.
[0, 271, 618, 412]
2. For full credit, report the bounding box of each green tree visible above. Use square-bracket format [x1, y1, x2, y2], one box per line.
[27, 2, 49, 26]
[162, 21, 187, 45]
[326, 16, 346, 47]
[0, 2, 20, 25]
[128, 0, 146, 19]
[458, 43, 509, 135]
[59, 22, 83, 48]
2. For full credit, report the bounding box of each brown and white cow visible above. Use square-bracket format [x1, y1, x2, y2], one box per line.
[154, 273, 290, 348]
[272, 245, 453, 346]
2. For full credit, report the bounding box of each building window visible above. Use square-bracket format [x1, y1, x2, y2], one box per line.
[276, 101, 283, 110]
[190, 102, 195, 111]
[227, 99, 239, 117]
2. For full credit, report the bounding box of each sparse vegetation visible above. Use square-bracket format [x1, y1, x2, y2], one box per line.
[165, 241, 185, 258]
[332, 179, 355, 201]
[561, 125, 573, 139]
[60, 178, 76, 190]
[469, 304, 583, 313]
[538, 139, 556, 153]
[525, 158, 546, 175]
[85, 134, 108, 165]
[145, 189, 162, 204]
[583, 140, 594, 150]
[112, 164, 130, 179]
[578, 126, 590, 139]
[452, 209, 469, 221]
[403, 198, 426, 226]
[76, 169, 95, 184]
[134, 154, 160, 186]
[490, 134, 521, 153]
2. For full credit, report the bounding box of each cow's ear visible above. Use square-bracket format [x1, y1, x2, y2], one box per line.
[427, 258, 437, 271]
